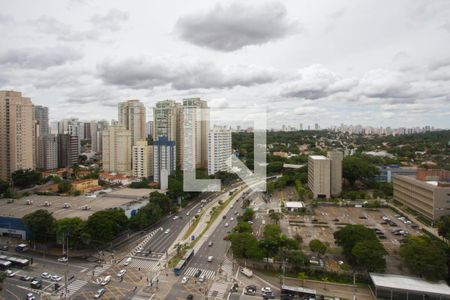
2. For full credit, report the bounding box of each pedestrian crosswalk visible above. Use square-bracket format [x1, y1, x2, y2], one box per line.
[184, 267, 215, 280]
[127, 257, 161, 271]
[221, 258, 234, 276]
[93, 264, 111, 277]
[63, 279, 88, 298]
[207, 282, 229, 299]
[131, 227, 162, 256]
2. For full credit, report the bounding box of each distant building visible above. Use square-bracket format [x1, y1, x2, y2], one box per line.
[308, 151, 343, 198]
[132, 140, 154, 179]
[34, 105, 49, 136]
[38, 134, 58, 170]
[102, 123, 132, 174]
[207, 126, 232, 175]
[393, 170, 450, 221]
[0, 91, 36, 180]
[118, 100, 146, 146]
[153, 136, 176, 183]
[376, 165, 417, 183]
[146, 121, 154, 138]
[57, 134, 79, 168]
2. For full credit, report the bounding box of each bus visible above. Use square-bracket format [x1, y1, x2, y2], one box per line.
[0, 259, 12, 271]
[173, 249, 195, 276]
[15, 244, 29, 253]
[7, 256, 30, 268]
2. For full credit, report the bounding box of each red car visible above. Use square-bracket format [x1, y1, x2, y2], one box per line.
[223, 235, 229, 240]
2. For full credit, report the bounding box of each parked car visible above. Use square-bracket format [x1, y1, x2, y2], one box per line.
[181, 276, 188, 284]
[41, 272, 51, 279]
[164, 229, 171, 234]
[1, 245, 8, 251]
[123, 257, 132, 266]
[6, 270, 16, 277]
[207, 256, 213, 262]
[20, 275, 32, 281]
[51, 275, 62, 282]
[117, 269, 127, 277]
[186, 294, 194, 300]
[244, 285, 257, 295]
[94, 288, 106, 299]
[208, 241, 213, 247]
[199, 275, 205, 282]
[26, 293, 35, 300]
[57, 256, 68, 263]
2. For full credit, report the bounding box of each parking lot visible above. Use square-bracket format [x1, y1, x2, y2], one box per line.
[287, 205, 423, 273]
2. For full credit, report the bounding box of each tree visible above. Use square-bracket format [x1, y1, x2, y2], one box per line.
[23, 209, 56, 243]
[130, 202, 163, 230]
[230, 233, 263, 260]
[309, 239, 327, 256]
[267, 161, 284, 174]
[150, 191, 171, 213]
[86, 209, 128, 245]
[269, 211, 282, 225]
[342, 156, 379, 187]
[334, 225, 377, 257]
[11, 169, 42, 189]
[399, 235, 448, 281]
[56, 217, 88, 249]
[234, 221, 252, 234]
[0, 180, 9, 196]
[241, 208, 255, 222]
[57, 181, 72, 193]
[437, 215, 450, 240]
[351, 239, 387, 272]
[286, 250, 308, 270]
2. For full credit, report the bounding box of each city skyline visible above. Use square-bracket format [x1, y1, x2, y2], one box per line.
[0, 0, 449, 128]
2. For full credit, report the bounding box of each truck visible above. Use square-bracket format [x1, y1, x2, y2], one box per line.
[240, 267, 253, 278]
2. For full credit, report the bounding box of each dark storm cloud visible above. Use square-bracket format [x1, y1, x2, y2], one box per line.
[98, 57, 277, 90]
[0, 47, 83, 70]
[174, 1, 299, 51]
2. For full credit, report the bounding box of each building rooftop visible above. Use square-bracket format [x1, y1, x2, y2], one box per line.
[285, 201, 305, 208]
[370, 273, 450, 296]
[309, 155, 328, 160]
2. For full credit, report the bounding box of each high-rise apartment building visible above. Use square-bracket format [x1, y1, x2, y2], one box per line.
[0, 91, 36, 180]
[153, 100, 184, 168]
[183, 98, 209, 170]
[328, 150, 343, 196]
[118, 100, 146, 146]
[92, 120, 108, 154]
[102, 122, 132, 174]
[34, 105, 49, 136]
[208, 126, 232, 176]
[308, 155, 331, 198]
[38, 134, 58, 170]
[153, 136, 176, 183]
[308, 152, 343, 198]
[146, 121, 154, 138]
[132, 140, 154, 179]
[57, 134, 79, 168]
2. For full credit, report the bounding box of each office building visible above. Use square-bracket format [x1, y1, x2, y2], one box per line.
[0, 91, 35, 180]
[183, 98, 209, 170]
[38, 134, 58, 170]
[393, 170, 450, 221]
[57, 134, 79, 168]
[118, 100, 146, 146]
[132, 140, 153, 179]
[153, 100, 183, 168]
[153, 136, 176, 183]
[376, 165, 417, 183]
[208, 126, 232, 175]
[102, 123, 132, 174]
[308, 155, 331, 198]
[327, 150, 343, 196]
[92, 120, 108, 154]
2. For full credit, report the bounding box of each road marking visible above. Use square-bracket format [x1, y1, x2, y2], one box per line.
[184, 267, 215, 280]
[62, 279, 88, 298]
[208, 282, 229, 299]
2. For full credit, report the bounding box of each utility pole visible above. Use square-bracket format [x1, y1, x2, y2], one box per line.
[64, 232, 69, 299]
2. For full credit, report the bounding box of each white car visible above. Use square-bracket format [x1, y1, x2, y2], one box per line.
[199, 275, 206, 282]
[164, 229, 170, 234]
[41, 272, 51, 279]
[181, 276, 188, 284]
[186, 212, 190, 216]
[262, 287, 272, 293]
[116, 269, 126, 277]
[123, 257, 132, 266]
[230, 217, 234, 221]
[26, 293, 35, 300]
[207, 256, 213, 262]
[224, 223, 229, 227]
[94, 288, 106, 299]
[51, 275, 62, 282]
[173, 216, 179, 220]
[6, 270, 16, 277]
[58, 257, 68, 263]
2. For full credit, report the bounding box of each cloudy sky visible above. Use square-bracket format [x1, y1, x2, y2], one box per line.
[1, 0, 450, 129]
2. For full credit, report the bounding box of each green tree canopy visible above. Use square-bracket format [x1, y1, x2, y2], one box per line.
[351, 239, 387, 272]
[399, 235, 448, 281]
[23, 209, 56, 243]
[86, 208, 128, 245]
[342, 156, 379, 186]
[309, 239, 327, 256]
[241, 208, 255, 222]
[230, 232, 263, 260]
[286, 250, 308, 270]
[437, 215, 450, 240]
[150, 191, 172, 214]
[57, 181, 72, 193]
[234, 221, 253, 234]
[130, 202, 163, 230]
[334, 225, 377, 256]
[12, 169, 42, 189]
[56, 217, 89, 249]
